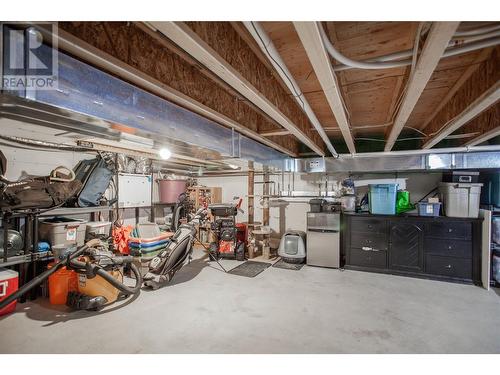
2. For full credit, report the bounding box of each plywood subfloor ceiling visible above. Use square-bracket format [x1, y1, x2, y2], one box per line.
[259, 21, 499, 150]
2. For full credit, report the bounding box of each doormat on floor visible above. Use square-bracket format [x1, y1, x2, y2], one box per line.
[228, 261, 271, 278]
[272, 258, 305, 271]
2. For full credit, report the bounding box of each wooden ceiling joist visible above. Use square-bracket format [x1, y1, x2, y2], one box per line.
[384, 22, 460, 151]
[293, 22, 356, 154]
[418, 47, 494, 132]
[58, 22, 300, 157]
[422, 47, 500, 149]
[465, 126, 500, 147]
[422, 83, 500, 149]
[149, 21, 325, 156]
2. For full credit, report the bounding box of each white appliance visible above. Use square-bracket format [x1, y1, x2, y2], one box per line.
[278, 231, 306, 263]
[306, 212, 340, 268]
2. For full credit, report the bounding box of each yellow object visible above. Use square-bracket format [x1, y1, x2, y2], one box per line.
[77, 270, 122, 304]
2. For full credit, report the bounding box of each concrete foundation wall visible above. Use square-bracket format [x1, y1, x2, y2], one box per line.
[198, 171, 443, 235]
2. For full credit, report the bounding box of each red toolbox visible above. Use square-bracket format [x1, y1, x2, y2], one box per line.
[0, 268, 19, 316]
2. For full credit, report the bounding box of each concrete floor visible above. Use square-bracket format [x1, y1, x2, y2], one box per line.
[0, 248, 499, 354]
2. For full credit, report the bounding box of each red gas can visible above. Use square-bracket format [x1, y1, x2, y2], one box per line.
[0, 268, 19, 316]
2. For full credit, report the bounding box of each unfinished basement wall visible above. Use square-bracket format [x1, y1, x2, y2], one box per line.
[0, 144, 150, 226]
[198, 171, 443, 236]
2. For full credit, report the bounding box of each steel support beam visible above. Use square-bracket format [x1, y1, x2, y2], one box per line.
[54, 23, 299, 157]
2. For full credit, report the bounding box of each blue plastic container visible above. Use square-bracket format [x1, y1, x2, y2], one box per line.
[369, 184, 398, 215]
[417, 202, 441, 217]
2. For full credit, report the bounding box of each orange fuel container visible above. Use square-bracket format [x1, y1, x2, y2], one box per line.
[48, 263, 78, 305]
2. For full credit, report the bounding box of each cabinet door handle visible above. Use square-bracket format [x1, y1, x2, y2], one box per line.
[445, 264, 452, 269]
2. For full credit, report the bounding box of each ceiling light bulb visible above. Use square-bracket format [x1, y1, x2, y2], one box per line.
[159, 148, 171, 160]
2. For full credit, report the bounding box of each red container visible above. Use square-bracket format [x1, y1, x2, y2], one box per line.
[0, 268, 19, 316]
[236, 223, 247, 244]
[48, 263, 78, 305]
[158, 179, 187, 203]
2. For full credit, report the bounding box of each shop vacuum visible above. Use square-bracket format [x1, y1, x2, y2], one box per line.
[0, 239, 142, 312]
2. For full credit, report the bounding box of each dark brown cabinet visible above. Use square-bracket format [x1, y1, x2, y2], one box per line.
[343, 214, 482, 284]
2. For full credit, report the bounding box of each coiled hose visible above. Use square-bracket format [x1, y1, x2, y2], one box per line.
[69, 257, 142, 295]
[0, 244, 89, 310]
[0, 242, 142, 310]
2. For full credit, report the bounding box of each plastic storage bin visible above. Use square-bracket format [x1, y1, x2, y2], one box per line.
[443, 171, 479, 183]
[39, 217, 87, 247]
[0, 268, 18, 316]
[438, 182, 482, 218]
[158, 179, 187, 204]
[369, 184, 398, 215]
[85, 221, 112, 238]
[417, 202, 441, 217]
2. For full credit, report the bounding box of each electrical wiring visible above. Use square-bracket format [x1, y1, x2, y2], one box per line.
[250, 22, 306, 111]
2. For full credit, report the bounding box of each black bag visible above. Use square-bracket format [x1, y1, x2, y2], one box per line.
[69, 156, 114, 207]
[0, 151, 6, 177]
[0, 177, 82, 210]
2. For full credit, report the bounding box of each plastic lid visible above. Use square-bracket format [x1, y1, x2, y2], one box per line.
[0, 268, 18, 279]
[86, 221, 112, 227]
[438, 182, 483, 186]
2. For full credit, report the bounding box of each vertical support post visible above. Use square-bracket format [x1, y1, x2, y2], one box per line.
[30, 212, 39, 300]
[262, 165, 271, 259]
[263, 165, 270, 227]
[150, 171, 155, 223]
[247, 161, 255, 259]
[114, 153, 120, 227]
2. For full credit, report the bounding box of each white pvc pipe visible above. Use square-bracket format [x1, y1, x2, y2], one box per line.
[331, 34, 500, 72]
[243, 21, 339, 157]
[454, 24, 500, 37]
[319, 22, 414, 70]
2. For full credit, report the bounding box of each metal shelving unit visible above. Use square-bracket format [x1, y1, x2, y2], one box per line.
[0, 251, 53, 267]
[0, 205, 116, 302]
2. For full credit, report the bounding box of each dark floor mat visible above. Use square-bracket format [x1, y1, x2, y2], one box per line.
[272, 258, 305, 271]
[228, 261, 271, 278]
